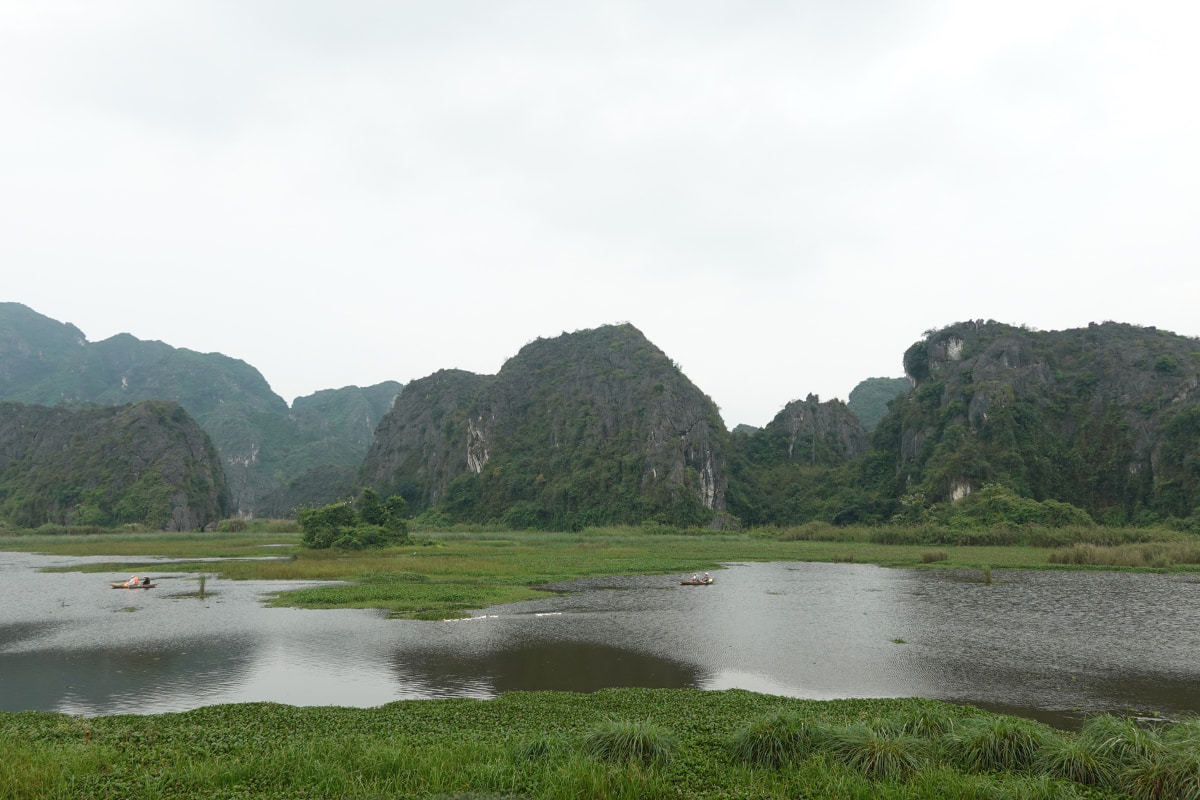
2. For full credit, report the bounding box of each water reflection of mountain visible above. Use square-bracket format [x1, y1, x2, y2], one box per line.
[0, 636, 256, 715]
[388, 639, 703, 697]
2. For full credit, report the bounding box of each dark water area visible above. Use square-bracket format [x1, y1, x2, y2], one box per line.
[2, 552, 1199, 728]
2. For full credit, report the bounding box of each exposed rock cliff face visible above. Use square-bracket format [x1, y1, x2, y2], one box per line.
[765, 394, 869, 466]
[359, 369, 488, 509]
[360, 325, 729, 528]
[878, 320, 1200, 521]
[0, 400, 229, 530]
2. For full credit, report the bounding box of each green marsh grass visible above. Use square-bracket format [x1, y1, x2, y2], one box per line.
[1050, 541, 1200, 568]
[9, 692, 1199, 799]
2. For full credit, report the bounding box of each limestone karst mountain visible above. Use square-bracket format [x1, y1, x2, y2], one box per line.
[0, 400, 228, 530]
[359, 324, 730, 529]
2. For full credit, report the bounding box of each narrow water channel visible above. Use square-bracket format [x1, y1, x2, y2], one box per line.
[2, 552, 1198, 728]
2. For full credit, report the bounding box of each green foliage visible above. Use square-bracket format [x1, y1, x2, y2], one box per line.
[935, 484, 1095, 528]
[299, 489, 409, 550]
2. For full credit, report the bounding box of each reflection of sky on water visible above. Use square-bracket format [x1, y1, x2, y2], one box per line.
[3, 551, 1200, 726]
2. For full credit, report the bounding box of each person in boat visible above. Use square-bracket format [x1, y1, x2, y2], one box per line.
[141, 576, 151, 586]
[703, 572, 711, 583]
[690, 573, 699, 582]
[124, 575, 139, 587]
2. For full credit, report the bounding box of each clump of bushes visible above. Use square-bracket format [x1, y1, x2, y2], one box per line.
[299, 489, 409, 550]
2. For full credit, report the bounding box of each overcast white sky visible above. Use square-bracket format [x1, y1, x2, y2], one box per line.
[4, 2, 1199, 427]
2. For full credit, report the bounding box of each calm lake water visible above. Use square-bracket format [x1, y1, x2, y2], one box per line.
[3, 551, 1199, 728]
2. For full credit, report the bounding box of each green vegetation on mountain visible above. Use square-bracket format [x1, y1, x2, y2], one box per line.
[871, 320, 1200, 526]
[727, 395, 875, 527]
[361, 325, 728, 530]
[847, 376, 911, 431]
[0, 400, 228, 530]
[0, 303, 401, 516]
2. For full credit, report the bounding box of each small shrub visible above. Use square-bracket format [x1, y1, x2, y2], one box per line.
[921, 550, 948, 563]
[728, 713, 829, 768]
[582, 720, 676, 766]
[217, 518, 247, 533]
[827, 724, 929, 781]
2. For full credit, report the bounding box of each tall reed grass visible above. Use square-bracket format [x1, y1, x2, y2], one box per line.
[1049, 542, 1200, 568]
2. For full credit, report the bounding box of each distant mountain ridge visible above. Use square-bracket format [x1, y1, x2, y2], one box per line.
[0, 303, 401, 516]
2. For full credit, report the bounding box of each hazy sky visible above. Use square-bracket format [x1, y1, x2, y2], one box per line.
[4, 2, 1198, 427]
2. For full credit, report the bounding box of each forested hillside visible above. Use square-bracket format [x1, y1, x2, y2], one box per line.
[869, 320, 1200, 525]
[360, 324, 729, 529]
[0, 400, 228, 530]
[0, 303, 401, 515]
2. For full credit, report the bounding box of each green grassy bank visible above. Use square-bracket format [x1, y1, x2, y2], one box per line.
[4, 690, 1198, 800]
[3, 523, 1200, 619]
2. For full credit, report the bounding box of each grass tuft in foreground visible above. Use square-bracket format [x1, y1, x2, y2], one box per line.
[581, 720, 678, 766]
[727, 712, 831, 768]
[826, 723, 930, 781]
